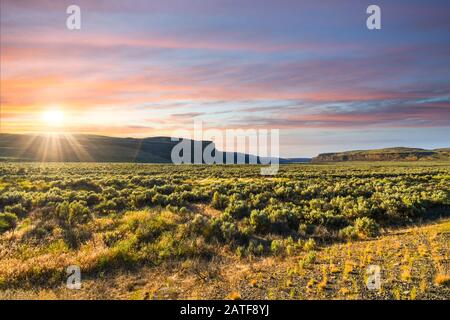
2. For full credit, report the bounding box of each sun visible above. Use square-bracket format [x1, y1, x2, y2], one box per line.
[42, 109, 64, 126]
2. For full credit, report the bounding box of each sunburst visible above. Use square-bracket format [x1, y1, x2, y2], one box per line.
[41, 109, 64, 127]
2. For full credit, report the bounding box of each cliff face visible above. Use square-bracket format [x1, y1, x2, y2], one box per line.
[312, 148, 450, 163]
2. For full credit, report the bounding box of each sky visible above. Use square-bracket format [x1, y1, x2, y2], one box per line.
[1, 0, 449, 157]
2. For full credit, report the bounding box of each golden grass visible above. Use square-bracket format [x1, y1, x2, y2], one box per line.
[434, 274, 450, 286]
[1, 216, 449, 300]
[228, 291, 241, 300]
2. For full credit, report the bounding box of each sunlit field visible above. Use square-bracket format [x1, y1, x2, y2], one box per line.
[0, 162, 449, 299]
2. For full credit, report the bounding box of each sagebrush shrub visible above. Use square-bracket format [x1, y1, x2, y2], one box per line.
[270, 239, 284, 256]
[70, 201, 91, 224]
[0, 212, 18, 233]
[4, 203, 27, 217]
[303, 238, 316, 251]
[211, 191, 228, 210]
[250, 209, 270, 233]
[339, 225, 358, 240]
[354, 217, 380, 238]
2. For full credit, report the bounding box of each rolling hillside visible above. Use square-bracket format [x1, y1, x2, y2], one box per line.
[312, 147, 450, 163]
[0, 133, 276, 164]
[1, 134, 448, 164]
[0, 134, 190, 163]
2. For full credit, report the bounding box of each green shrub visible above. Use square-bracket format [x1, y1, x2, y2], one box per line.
[285, 237, 302, 256]
[250, 209, 270, 233]
[298, 223, 314, 237]
[339, 225, 359, 240]
[247, 240, 264, 256]
[211, 191, 228, 209]
[304, 251, 316, 265]
[86, 193, 101, 206]
[63, 224, 92, 249]
[220, 221, 240, 242]
[270, 239, 284, 256]
[354, 217, 380, 238]
[4, 203, 27, 217]
[97, 237, 138, 269]
[69, 178, 102, 192]
[224, 201, 249, 219]
[68, 201, 91, 225]
[188, 214, 214, 238]
[303, 238, 316, 251]
[0, 191, 26, 208]
[236, 246, 246, 259]
[113, 196, 128, 211]
[151, 193, 168, 206]
[135, 215, 174, 243]
[0, 212, 18, 233]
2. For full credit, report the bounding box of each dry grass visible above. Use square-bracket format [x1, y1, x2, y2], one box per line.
[434, 274, 450, 286]
[1, 219, 449, 300]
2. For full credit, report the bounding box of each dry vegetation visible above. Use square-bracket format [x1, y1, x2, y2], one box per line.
[0, 162, 449, 299]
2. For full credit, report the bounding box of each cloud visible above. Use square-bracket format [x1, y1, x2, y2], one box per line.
[1, 0, 449, 154]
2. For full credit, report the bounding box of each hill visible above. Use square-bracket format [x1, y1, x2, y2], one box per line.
[1, 134, 448, 164]
[282, 157, 311, 163]
[312, 147, 450, 163]
[0, 134, 191, 163]
[0, 133, 282, 164]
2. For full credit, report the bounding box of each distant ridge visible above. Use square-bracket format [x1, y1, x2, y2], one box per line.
[282, 158, 311, 163]
[1, 134, 447, 163]
[0, 133, 285, 164]
[312, 147, 450, 163]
